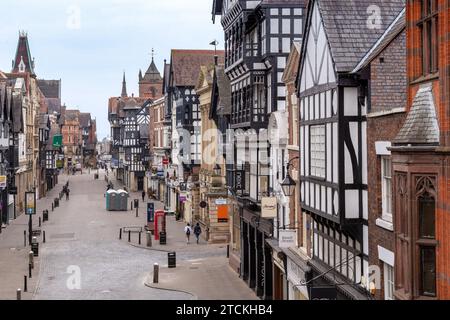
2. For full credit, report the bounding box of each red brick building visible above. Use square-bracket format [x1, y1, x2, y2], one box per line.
[352, 9, 407, 299]
[139, 57, 164, 100]
[391, 0, 449, 300]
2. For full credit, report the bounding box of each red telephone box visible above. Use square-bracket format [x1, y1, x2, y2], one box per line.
[154, 210, 166, 240]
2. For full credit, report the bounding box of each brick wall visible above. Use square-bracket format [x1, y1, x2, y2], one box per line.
[367, 29, 407, 300]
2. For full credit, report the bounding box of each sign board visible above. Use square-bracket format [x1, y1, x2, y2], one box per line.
[0, 176, 7, 189]
[215, 198, 227, 205]
[147, 203, 155, 223]
[25, 192, 36, 215]
[179, 194, 187, 203]
[261, 197, 277, 218]
[279, 230, 297, 248]
[163, 158, 169, 165]
[199, 201, 207, 208]
[8, 187, 18, 195]
[235, 170, 245, 191]
[53, 134, 63, 148]
[309, 287, 338, 300]
[56, 160, 64, 169]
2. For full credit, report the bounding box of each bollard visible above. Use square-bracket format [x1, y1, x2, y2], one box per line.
[153, 263, 159, 284]
[52, 202, 54, 211]
[24, 231, 26, 247]
[146, 231, 152, 247]
[136, 207, 138, 218]
[131, 202, 133, 211]
[119, 228, 122, 240]
[138, 232, 141, 245]
[24, 276, 27, 292]
[39, 217, 41, 227]
[43, 231, 46, 244]
[28, 263, 32, 279]
[227, 245, 230, 258]
[29, 251, 34, 269]
[128, 230, 131, 242]
[17, 289, 21, 300]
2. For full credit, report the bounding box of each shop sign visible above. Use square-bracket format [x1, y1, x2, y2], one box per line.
[261, 197, 277, 218]
[309, 286, 337, 300]
[215, 198, 227, 205]
[234, 170, 245, 190]
[0, 176, 7, 189]
[287, 259, 309, 299]
[279, 230, 297, 248]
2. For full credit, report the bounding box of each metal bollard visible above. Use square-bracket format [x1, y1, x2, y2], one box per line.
[153, 263, 159, 284]
[28, 263, 32, 279]
[24, 231, 26, 247]
[52, 202, 54, 211]
[136, 207, 138, 218]
[146, 231, 152, 247]
[227, 245, 230, 258]
[17, 289, 21, 300]
[119, 228, 122, 240]
[43, 231, 46, 244]
[138, 232, 141, 245]
[128, 230, 131, 242]
[29, 251, 34, 269]
[39, 217, 41, 227]
[131, 202, 133, 211]
[24, 276, 28, 292]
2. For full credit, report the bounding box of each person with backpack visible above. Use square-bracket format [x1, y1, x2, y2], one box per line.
[184, 223, 192, 244]
[194, 223, 202, 244]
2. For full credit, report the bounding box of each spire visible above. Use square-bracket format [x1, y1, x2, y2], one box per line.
[12, 31, 35, 75]
[141, 49, 162, 83]
[121, 72, 128, 98]
[139, 69, 143, 82]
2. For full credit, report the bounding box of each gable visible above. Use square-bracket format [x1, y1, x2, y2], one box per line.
[299, 1, 336, 93]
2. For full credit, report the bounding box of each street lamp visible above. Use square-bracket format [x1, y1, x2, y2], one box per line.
[281, 157, 300, 197]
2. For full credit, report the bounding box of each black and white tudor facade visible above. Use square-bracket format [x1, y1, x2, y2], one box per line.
[214, 0, 305, 300]
[297, 0, 404, 299]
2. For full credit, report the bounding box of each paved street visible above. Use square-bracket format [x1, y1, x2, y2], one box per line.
[0, 169, 256, 300]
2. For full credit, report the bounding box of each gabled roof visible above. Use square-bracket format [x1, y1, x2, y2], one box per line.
[352, 8, 406, 73]
[37, 79, 61, 99]
[393, 84, 439, 146]
[79, 112, 92, 128]
[211, 65, 231, 118]
[170, 50, 225, 87]
[305, 0, 405, 73]
[142, 59, 163, 82]
[12, 32, 35, 75]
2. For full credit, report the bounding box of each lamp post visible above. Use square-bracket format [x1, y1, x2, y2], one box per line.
[281, 157, 300, 197]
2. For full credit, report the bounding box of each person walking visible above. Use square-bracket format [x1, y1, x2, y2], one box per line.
[194, 223, 202, 244]
[142, 190, 146, 202]
[66, 188, 70, 200]
[184, 223, 192, 244]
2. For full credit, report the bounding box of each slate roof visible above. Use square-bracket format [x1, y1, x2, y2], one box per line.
[12, 32, 35, 75]
[46, 98, 61, 114]
[215, 65, 232, 116]
[142, 59, 163, 82]
[79, 112, 91, 128]
[393, 84, 439, 146]
[312, 0, 405, 73]
[352, 8, 406, 73]
[37, 80, 61, 99]
[64, 110, 80, 122]
[170, 50, 225, 87]
[38, 114, 50, 130]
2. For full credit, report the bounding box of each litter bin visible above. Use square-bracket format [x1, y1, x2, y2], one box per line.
[31, 237, 39, 257]
[43, 210, 49, 222]
[168, 252, 176, 268]
[54, 198, 59, 208]
[159, 231, 167, 245]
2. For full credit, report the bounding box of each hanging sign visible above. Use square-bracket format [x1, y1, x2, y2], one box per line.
[0, 176, 7, 189]
[309, 287, 338, 300]
[215, 198, 227, 205]
[25, 192, 36, 215]
[261, 197, 277, 218]
[279, 230, 297, 248]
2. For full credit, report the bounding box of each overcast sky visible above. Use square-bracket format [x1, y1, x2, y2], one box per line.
[0, 0, 224, 139]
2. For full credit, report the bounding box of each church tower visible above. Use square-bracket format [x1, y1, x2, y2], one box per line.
[121, 72, 128, 98]
[12, 31, 36, 76]
[139, 49, 163, 99]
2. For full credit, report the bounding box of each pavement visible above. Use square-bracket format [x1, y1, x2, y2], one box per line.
[0, 169, 257, 300]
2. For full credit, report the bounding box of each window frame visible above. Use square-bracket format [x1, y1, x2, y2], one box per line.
[417, 0, 439, 76]
[381, 156, 393, 223]
[384, 263, 395, 300]
[309, 124, 326, 179]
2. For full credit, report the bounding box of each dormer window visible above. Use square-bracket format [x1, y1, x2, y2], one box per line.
[18, 56, 26, 73]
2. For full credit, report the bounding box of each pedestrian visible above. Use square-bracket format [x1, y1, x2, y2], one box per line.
[184, 223, 192, 244]
[194, 223, 202, 244]
[66, 188, 70, 200]
[142, 190, 146, 202]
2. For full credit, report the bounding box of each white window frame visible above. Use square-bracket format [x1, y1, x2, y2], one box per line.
[381, 156, 393, 223]
[383, 263, 394, 300]
[310, 125, 326, 178]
